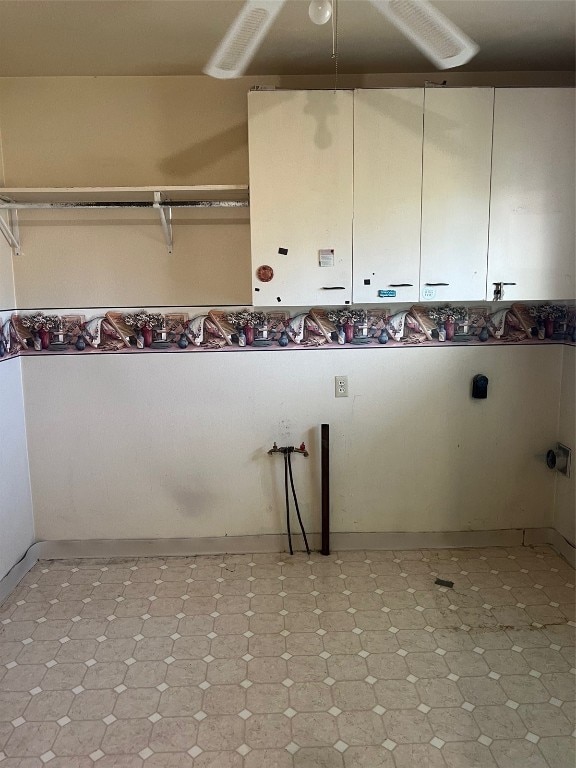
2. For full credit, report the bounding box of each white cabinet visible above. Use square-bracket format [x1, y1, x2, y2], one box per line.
[249, 87, 574, 307]
[353, 89, 424, 304]
[420, 88, 494, 302]
[488, 88, 576, 301]
[248, 90, 353, 306]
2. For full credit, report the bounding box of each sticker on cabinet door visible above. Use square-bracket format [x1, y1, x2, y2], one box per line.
[422, 287, 436, 300]
[378, 289, 396, 298]
[319, 249, 335, 267]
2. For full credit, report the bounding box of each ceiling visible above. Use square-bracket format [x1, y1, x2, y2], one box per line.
[0, 0, 574, 77]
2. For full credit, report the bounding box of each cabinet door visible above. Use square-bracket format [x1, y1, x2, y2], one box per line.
[353, 89, 424, 304]
[488, 88, 575, 301]
[248, 90, 353, 306]
[420, 88, 494, 302]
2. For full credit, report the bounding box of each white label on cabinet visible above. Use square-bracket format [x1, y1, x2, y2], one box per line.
[319, 249, 335, 267]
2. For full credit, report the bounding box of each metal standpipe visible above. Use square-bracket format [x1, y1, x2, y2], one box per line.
[321, 423, 330, 556]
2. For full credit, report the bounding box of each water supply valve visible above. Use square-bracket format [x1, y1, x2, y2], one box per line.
[268, 441, 310, 555]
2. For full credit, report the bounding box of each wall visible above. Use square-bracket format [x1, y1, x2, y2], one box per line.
[554, 345, 576, 545]
[0, 123, 34, 579]
[23, 345, 562, 542]
[0, 73, 572, 548]
[0, 358, 34, 579]
[0, 236, 34, 579]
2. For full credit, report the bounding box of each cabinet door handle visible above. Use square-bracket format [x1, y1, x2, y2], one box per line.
[425, 282, 450, 286]
[492, 282, 517, 300]
[389, 283, 413, 287]
[322, 286, 346, 290]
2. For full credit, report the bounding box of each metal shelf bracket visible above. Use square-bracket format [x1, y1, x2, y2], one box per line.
[0, 198, 21, 256]
[153, 191, 173, 254]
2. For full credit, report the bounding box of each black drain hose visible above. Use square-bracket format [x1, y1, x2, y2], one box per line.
[287, 450, 311, 555]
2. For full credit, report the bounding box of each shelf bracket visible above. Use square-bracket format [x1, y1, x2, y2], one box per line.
[0, 198, 21, 256]
[153, 191, 173, 254]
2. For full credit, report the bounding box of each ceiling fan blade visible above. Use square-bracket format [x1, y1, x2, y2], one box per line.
[370, 0, 479, 70]
[204, 0, 286, 79]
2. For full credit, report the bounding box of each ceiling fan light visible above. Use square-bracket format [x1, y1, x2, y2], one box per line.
[309, 0, 332, 25]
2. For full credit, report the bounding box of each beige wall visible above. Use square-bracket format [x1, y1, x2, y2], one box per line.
[0, 234, 15, 309]
[0, 126, 15, 310]
[11, 209, 252, 309]
[23, 346, 561, 542]
[554, 345, 576, 545]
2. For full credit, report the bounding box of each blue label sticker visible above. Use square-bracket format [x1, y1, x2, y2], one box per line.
[378, 289, 396, 298]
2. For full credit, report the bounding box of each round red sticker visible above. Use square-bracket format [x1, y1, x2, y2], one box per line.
[256, 265, 274, 283]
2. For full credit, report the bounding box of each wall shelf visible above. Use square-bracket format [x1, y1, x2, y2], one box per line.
[0, 185, 250, 255]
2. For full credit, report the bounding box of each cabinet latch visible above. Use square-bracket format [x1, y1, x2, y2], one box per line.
[492, 282, 516, 301]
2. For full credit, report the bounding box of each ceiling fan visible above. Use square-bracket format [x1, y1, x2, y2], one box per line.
[204, 0, 479, 79]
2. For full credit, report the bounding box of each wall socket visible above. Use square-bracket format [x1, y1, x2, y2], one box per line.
[335, 375, 348, 398]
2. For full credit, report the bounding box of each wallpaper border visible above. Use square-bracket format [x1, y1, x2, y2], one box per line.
[1, 302, 575, 363]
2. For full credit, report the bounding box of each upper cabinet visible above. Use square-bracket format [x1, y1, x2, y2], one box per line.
[248, 87, 574, 307]
[353, 89, 424, 304]
[487, 88, 576, 301]
[248, 90, 353, 306]
[420, 88, 494, 302]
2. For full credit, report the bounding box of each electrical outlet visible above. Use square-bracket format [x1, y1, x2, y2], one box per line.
[335, 375, 348, 398]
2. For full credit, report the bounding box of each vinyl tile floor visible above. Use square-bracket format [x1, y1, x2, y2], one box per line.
[0, 545, 574, 768]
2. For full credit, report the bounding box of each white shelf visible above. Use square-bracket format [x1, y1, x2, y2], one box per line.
[0, 185, 250, 255]
[0, 185, 249, 203]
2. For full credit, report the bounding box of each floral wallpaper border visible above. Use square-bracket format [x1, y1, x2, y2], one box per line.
[1, 303, 575, 361]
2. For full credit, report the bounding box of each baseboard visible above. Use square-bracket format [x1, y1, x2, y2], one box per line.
[524, 527, 576, 568]
[330, 529, 526, 550]
[0, 547, 39, 606]
[2, 527, 573, 606]
[28, 533, 320, 560]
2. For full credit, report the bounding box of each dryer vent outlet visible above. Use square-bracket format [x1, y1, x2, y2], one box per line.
[546, 443, 572, 477]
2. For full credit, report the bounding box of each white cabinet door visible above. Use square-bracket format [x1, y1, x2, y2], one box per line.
[420, 88, 494, 302]
[353, 89, 424, 304]
[248, 90, 353, 306]
[488, 88, 576, 302]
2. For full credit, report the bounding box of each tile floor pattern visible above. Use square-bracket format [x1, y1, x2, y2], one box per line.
[0, 545, 574, 768]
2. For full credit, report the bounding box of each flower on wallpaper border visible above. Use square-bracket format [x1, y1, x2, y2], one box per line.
[528, 304, 567, 321]
[427, 305, 467, 325]
[326, 309, 366, 326]
[124, 310, 165, 330]
[20, 312, 59, 331]
[226, 310, 269, 328]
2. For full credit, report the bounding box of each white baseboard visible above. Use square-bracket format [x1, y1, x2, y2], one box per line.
[29, 533, 319, 560]
[330, 529, 526, 550]
[2, 527, 573, 606]
[29, 528, 530, 561]
[0, 548, 39, 606]
[524, 527, 576, 568]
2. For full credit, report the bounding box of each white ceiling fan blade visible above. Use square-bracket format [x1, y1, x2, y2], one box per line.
[204, 0, 286, 79]
[370, 0, 479, 70]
